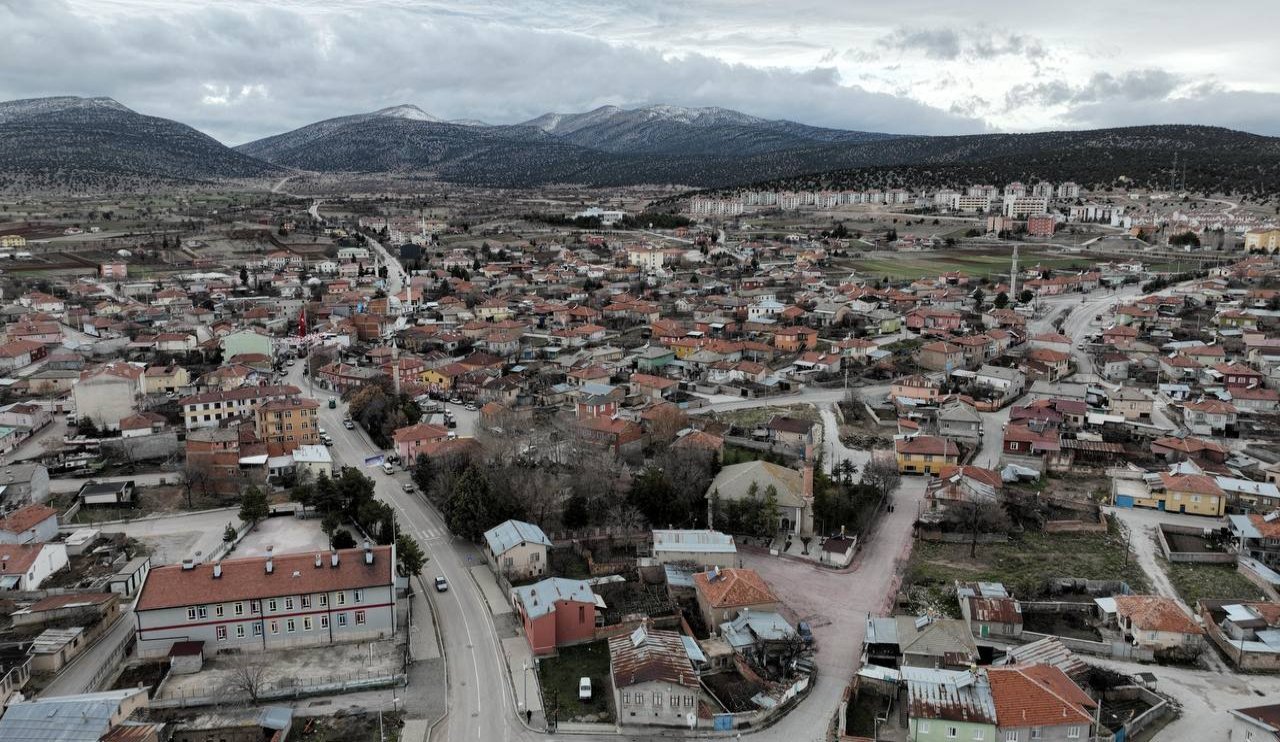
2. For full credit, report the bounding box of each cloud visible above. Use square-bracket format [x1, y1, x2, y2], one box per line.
[878, 26, 1044, 62]
[0, 1, 984, 143]
[878, 28, 962, 60]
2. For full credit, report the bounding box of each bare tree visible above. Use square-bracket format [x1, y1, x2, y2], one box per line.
[861, 456, 901, 499]
[180, 461, 214, 508]
[224, 654, 272, 703]
[946, 500, 1011, 558]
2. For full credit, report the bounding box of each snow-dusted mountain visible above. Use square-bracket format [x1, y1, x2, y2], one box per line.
[516, 104, 891, 155]
[0, 95, 281, 190]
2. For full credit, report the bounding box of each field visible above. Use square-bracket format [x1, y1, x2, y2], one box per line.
[905, 523, 1150, 602]
[842, 248, 1184, 281]
[1164, 562, 1268, 607]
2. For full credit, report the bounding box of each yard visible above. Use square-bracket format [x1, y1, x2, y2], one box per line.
[538, 641, 615, 723]
[714, 403, 819, 431]
[905, 522, 1150, 601]
[1164, 562, 1267, 607]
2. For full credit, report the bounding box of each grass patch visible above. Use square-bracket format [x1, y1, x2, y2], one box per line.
[848, 251, 1101, 281]
[538, 641, 614, 723]
[906, 522, 1149, 599]
[715, 403, 818, 430]
[1164, 562, 1267, 607]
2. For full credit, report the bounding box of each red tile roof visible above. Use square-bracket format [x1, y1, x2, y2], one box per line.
[136, 545, 393, 611]
[692, 568, 778, 609]
[0, 504, 58, 536]
[1114, 595, 1204, 635]
[987, 665, 1096, 728]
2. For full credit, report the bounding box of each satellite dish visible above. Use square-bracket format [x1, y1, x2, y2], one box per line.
[686, 712, 696, 729]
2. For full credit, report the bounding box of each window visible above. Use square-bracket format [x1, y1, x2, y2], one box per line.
[973, 731, 985, 741]
[253, 623, 263, 636]
[287, 619, 296, 633]
[685, 696, 694, 707]
[216, 626, 227, 641]
[353, 589, 363, 604]
[653, 693, 662, 707]
[355, 610, 366, 625]
[1030, 729, 1042, 740]
[579, 606, 585, 623]
[268, 599, 278, 612]
[1067, 727, 1081, 740]
[301, 595, 311, 609]
[303, 616, 313, 631]
[250, 600, 260, 614]
[947, 728, 958, 739]
[919, 721, 931, 734]
[337, 613, 348, 627]
[622, 692, 630, 705]
[1005, 733, 1018, 742]
[337, 592, 346, 606]
[285, 597, 294, 611]
[670, 695, 679, 708]
[320, 615, 329, 629]
[234, 602, 244, 616]
[270, 620, 279, 634]
[215, 605, 224, 618]
[236, 624, 246, 638]
[197, 606, 208, 619]
[319, 594, 328, 608]
[187, 607, 197, 621]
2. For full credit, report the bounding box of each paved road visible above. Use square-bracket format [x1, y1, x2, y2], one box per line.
[40, 610, 135, 697]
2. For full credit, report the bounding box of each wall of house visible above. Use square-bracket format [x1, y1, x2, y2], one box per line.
[616, 679, 701, 727]
[999, 721, 1090, 742]
[492, 542, 548, 581]
[553, 599, 596, 647]
[73, 377, 136, 431]
[522, 611, 558, 655]
[910, 718, 996, 742]
[135, 584, 395, 658]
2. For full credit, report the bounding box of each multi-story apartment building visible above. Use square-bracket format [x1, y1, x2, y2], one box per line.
[179, 384, 301, 430]
[955, 195, 993, 213]
[254, 397, 320, 449]
[134, 544, 396, 658]
[1056, 182, 1081, 199]
[1031, 181, 1055, 199]
[1003, 196, 1049, 218]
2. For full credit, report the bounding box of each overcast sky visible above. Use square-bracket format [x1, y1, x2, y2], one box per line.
[3, 0, 1279, 144]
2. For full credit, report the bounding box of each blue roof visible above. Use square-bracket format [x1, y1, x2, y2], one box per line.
[512, 578, 595, 619]
[484, 519, 552, 555]
[0, 689, 147, 742]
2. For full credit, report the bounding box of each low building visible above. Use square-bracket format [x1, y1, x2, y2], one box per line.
[1229, 705, 1280, 741]
[291, 444, 333, 479]
[0, 504, 59, 544]
[609, 627, 706, 728]
[957, 582, 1023, 641]
[484, 519, 553, 581]
[134, 544, 396, 658]
[511, 577, 598, 656]
[0, 463, 50, 508]
[1113, 594, 1206, 658]
[651, 530, 737, 569]
[393, 422, 451, 464]
[988, 664, 1097, 742]
[937, 401, 983, 442]
[78, 480, 136, 507]
[692, 567, 778, 629]
[895, 435, 960, 475]
[0, 542, 68, 590]
[903, 666, 996, 742]
[0, 687, 151, 742]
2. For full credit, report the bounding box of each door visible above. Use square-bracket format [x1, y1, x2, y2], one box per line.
[1157, 499, 1166, 511]
[980, 624, 990, 638]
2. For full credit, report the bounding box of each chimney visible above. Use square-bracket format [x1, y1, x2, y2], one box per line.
[182, 559, 195, 571]
[315, 553, 323, 569]
[265, 546, 274, 574]
[331, 549, 340, 568]
[802, 444, 815, 501]
[212, 563, 222, 578]
[364, 539, 374, 565]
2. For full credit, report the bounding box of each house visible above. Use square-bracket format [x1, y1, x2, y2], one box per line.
[0, 339, 47, 371]
[937, 400, 983, 442]
[291, 444, 333, 479]
[903, 666, 996, 742]
[1229, 514, 1280, 570]
[987, 664, 1097, 742]
[718, 609, 798, 661]
[692, 567, 778, 629]
[0, 463, 51, 508]
[974, 365, 1026, 398]
[484, 519, 553, 581]
[0, 504, 59, 544]
[0, 542, 69, 590]
[1229, 705, 1280, 741]
[511, 577, 597, 656]
[1215, 362, 1266, 390]
[651, 530, 737, 569]
[918, 341, 965, 372]
[629, 372, 678, 401]
[73, 365, 141, 431]
[609, 627, 706, 728]
[133, 544, 396, 658]
[890, 614, 980, 669]
[1159, 472, 1227, 516]
[957, 582, 1022, 641]
[393, 422, 450, 464]
[0, 688, 152, 742]
[1182, 398, 1238, 436]
[1109, 386, 1153, 421]
[891, 375, 941, 403]
[707, 459, 813, 535]
[895, 435, 960, 475]
[766, 415, 815, 446]
[1113, 595, 1206, 657]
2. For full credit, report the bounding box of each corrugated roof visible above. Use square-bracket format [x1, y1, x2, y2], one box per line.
[609, 627, 698, 689]
[511, 577, 594, 620]
[0, 689, 148, 742]
[484, 519, 552, 556]
[902, 667, 996, 724]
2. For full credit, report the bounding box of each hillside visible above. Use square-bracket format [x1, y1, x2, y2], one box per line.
[0, 96, 282, 192]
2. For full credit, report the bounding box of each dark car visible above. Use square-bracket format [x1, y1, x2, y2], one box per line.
[797, 621, 814, 646]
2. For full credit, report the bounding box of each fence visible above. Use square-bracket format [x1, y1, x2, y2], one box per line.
[1156, 523, 1235, 564]
[1097, 686, 1174, 742]
[150, 669, 405, 709]
[85, 629, 136, 693]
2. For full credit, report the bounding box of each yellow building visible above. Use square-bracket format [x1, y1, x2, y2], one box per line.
[1246, 229, 1280, 253]
[142, 364, 190, 395]
[254, 397, 320, 448]
[1113, 472, 1225, 517]
[0, 234, 26, 248]
[894, 435, 960, 475]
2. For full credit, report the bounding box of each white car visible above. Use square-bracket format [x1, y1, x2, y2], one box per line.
[578, 677, 592, 700]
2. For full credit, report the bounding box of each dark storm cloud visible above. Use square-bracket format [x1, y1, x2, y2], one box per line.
[0, 1, 985, 143]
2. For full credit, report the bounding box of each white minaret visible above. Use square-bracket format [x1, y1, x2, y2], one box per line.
[1010, 244, 1019, 303]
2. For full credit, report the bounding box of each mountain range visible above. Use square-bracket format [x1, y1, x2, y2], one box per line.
[3, 96, 1280, 197]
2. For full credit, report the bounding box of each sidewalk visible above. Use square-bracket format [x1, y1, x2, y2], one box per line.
[408, 583, 440, 661]
[468, 564, 511, 616]
[469, 564, 547, 731]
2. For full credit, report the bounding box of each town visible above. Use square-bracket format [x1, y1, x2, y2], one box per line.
[0, 168, 1275, 742]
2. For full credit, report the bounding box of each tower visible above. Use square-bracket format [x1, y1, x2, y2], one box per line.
[1010, 244, 1019, 303]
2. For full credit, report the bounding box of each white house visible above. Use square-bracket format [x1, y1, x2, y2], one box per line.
[0, 542, 69, 590]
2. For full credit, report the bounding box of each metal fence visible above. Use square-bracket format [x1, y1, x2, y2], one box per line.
[151, 669, 405, 709]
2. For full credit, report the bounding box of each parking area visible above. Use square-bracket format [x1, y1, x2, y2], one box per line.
[236, 515, 332, 557]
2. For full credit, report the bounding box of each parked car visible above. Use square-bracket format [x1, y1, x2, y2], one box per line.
[287, 359, 295, 366]
[402, 482, 414, 493]
[578, 677, 592, 700]
[328, 399, 337, 409]
[797, 621, 814, 646]
[464, 402, 478, 412]
[382, 462, 394, 475]
[343, 419, 355, 429]
[449, 397, 463, 406]
[434, 576, 449, 592]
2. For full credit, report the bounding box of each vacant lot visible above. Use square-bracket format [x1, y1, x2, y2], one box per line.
[848, 250, 1097, 281]
[906, 523, 1150, 600]
[1165, 562, 1267, 607]
[538, 641, 614, 723]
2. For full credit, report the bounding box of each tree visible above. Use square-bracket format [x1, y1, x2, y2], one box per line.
[1018, 289, 1034, 305]
[861, 458, 901, 500]
[971, 288, 985, 311]
[562, 493, 590, 530]
[239, 266, 249, 285]
[180, 462, 213, 508]
[238, 486, 270, 526]
[396, 533, 427, 576]
[224, 655, 271, 703]
[947, 500, 1011, 558]
[994, 291, 1009, 309]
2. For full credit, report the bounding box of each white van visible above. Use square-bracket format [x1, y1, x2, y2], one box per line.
[382, 462, 395, 475]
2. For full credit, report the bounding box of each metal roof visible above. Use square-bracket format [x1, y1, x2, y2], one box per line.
[0, 689, 148, 742]
[652, 529, 736, 554]
[484, 519, 553, 556]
